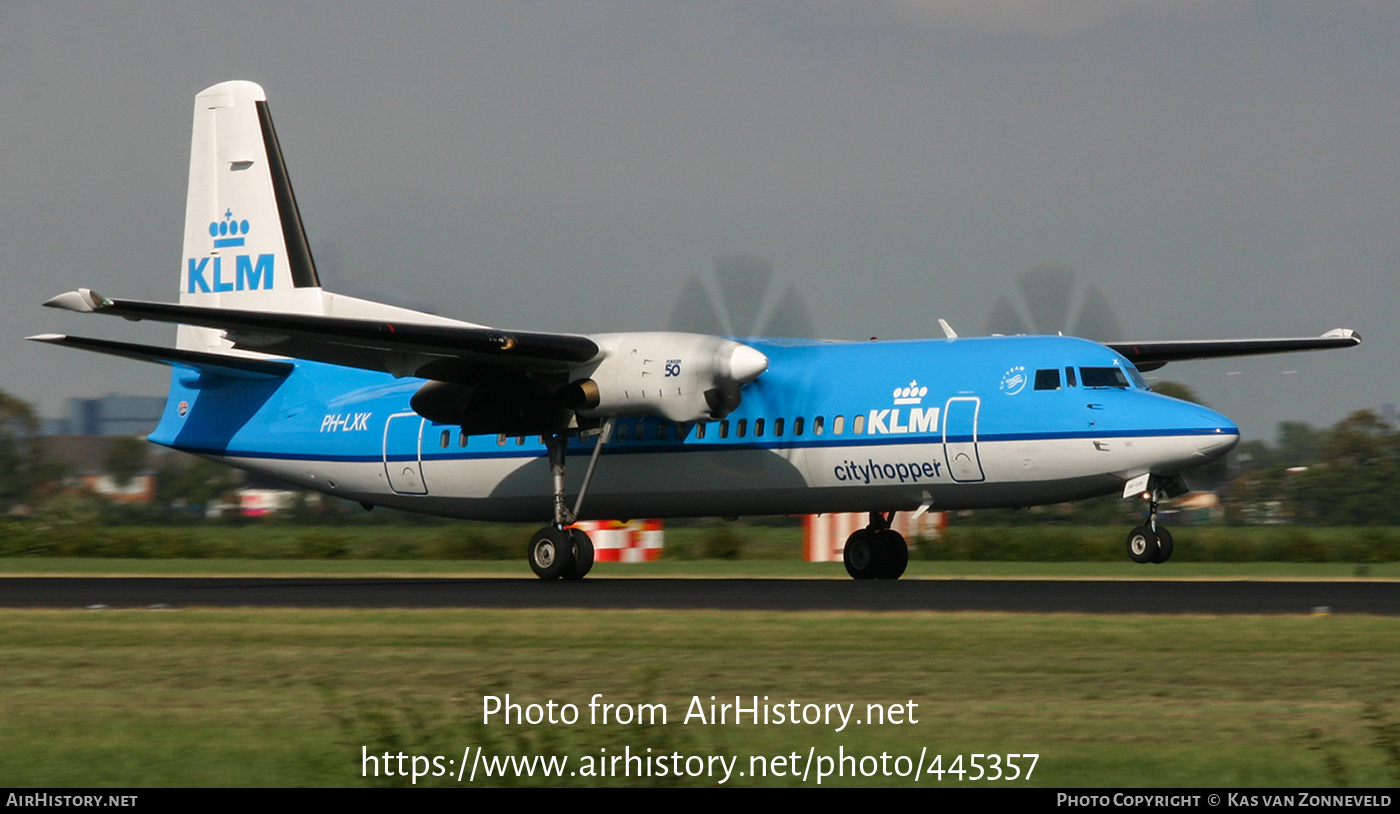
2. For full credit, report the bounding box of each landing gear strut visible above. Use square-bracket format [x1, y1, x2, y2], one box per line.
[1126, 489, 1173, 565]
[843, 511, 909, 580]
[528, 422, 610, 580]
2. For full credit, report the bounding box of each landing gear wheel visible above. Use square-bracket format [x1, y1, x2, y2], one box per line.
[1126, 525, 1160, 564]
[876, 529, 909, 580]
[562, 528, 594, 580]
[843, 529, 883, 580]
[1151, 526, 1173, 563]
[529, 527, 575, 580]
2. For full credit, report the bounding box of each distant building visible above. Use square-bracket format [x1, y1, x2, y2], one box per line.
[45, 395, 166, 436]
[78, 473, 157, 503]
[37, 435, 204, 506]
[238, 489, 301, 517]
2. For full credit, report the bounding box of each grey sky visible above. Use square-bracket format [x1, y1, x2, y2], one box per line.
[5, 1, 1395, 439]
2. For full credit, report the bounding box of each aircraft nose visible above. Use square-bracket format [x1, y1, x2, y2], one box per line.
[1191, 409, 1240, 460]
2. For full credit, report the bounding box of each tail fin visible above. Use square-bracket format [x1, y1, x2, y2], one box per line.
[179, 81, 322, 350]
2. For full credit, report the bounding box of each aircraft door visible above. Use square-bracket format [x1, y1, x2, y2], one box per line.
[942, 397, 986, 483]
[383, 412, 428, 495]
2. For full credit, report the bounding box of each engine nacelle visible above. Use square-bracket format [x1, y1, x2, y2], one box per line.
[565, 332, 768, 423]
[411, 379, 573, 436]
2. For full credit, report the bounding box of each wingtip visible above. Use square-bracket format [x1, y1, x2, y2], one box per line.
[26, 333, 67, 344]
[43, 289, 110, 313]
[1322, 328, 1361, 345]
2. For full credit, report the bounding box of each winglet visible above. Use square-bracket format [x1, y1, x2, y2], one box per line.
[43, 289, 111, 313]
[938, 319, 957, 339]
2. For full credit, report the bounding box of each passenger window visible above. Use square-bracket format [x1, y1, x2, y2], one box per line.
[774, 418, 785, 436]
[1065, 367, 1077, 387]
[696, 423, 707, 440]
[719, 420, 730, 439]
[497, 434, 507, 446]
[458, 430, 468, 447]
[441, 430, 450, 448]
[516, 436, 525, 446]
[633, 423, 644, 441]
[833, 415, 844, 435]
[794, 417, 805, 436]
[657, 423, 668, 441]
[814, 416, 824, 435]
[854, 414, 865, 434]
[1034, 369, 1061, 390]
[737, 419, 748, 437]
[754, 418, 765, 437]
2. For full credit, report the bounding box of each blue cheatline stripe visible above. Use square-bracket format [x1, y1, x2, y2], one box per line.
[162, 426, 1233, 464]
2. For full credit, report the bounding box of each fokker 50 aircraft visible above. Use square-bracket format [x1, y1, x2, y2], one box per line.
[34, 81, 1361, 580]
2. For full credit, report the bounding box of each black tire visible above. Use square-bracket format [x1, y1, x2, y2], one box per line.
[877, 529, 909, 580]
[1126, 525, 1159, 564]
[1152, 526, 1174, 563]
[562, 528, 594, 580]
[843, 529, 881, 580]
[529, 527, 575, 580]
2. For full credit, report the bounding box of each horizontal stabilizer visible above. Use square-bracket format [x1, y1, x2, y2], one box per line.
[27, 334, 293, 380]
[42, 290, 600, 382]
[1107, 329, 1361, 371]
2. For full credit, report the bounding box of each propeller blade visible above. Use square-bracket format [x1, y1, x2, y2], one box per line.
[1074, 282, 1124, 341]
[1019, 264, 1075, 334]
[668, 274, 726, 336]
[764, 282, 817, 339]
[986, 293, 1031, 335]
[714, 253, 772, 338]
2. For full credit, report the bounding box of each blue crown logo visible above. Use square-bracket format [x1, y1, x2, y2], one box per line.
[209, 209, 250, 248]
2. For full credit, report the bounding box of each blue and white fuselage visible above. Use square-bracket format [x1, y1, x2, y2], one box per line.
[148, 334, 1238, 521]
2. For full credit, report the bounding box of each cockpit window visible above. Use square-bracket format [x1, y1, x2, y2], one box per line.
[1034, 369, 1061, 390]
[1080, 367, 1131, 388]
[1126, 367, 1148, 389]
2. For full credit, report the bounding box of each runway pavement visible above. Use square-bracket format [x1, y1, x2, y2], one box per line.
[1, 576, 1396, 614]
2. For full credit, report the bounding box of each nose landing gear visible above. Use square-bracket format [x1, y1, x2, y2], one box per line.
[1126, 485, 1175, 564]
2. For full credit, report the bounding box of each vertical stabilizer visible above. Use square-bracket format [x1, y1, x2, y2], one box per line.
[179, 81, 322, 350]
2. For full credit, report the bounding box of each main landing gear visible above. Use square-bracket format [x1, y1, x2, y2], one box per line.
[843, 511, 910, 580]
[1126, 489, 1174, 565]
[528, 526, 594, 580]
[528, 423, 611, 580]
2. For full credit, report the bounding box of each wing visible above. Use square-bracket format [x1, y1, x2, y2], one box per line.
[42, 289, 599, 384]
[26, 333, 293, 380]
[1106, 329, 1361, 372]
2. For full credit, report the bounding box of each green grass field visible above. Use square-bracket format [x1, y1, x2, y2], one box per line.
[1, 608, 1397, 787]
[3, 522, 1397, 787]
